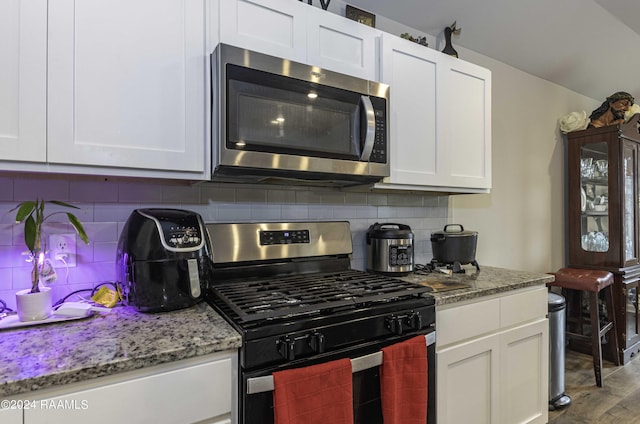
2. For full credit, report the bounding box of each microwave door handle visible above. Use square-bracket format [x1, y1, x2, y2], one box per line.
[360, 95, 376, 161]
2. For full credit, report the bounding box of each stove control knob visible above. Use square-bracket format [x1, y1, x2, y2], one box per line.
[407, 311, 423, 329]
[277, 336, 297, 361]
[308, 331, 326, 354]
[386, 315, 404, 335]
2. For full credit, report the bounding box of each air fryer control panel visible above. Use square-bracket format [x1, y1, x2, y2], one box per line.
[138, 209, 205, 252]
[163, 223, 202, 248]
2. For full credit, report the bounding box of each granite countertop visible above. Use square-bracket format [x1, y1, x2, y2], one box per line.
[0, 265, 552, 399]
[402, 264, 554, 306]
[0, 302, 242, 398]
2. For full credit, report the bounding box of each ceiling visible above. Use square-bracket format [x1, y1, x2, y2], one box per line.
[348, 0, 640, 102]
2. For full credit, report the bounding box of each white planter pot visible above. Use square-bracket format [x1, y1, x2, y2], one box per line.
[15, 287, 52, 322]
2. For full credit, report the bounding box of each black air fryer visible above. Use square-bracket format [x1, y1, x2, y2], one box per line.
[116, 208, 212, 312]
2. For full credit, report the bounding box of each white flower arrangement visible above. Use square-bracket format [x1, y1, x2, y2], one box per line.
[559, 111, 589, 134]
[625, 104, 640, 121]
[559, 104, 640, 134]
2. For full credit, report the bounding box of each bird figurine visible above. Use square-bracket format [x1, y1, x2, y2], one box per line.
[441, 21, 461, 58]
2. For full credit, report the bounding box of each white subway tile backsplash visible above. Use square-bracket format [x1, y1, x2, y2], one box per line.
[85, 222, 119, 243]
[70, 180, 119, 203]
[0, 178, 13, 201]
[94, 204, 139, 222]
[93, 241, 118, 263]
[236, 188, 268, 203]
[13, 177, 69, 201]
[162, 184, 200, 203]
[217, 204, 253, 221]
[308, 205, 334, 220]
[250, 204, 281, 220]
[281, 205, 309, 220]
[202, 185, 236, 202]
[0, 176, 448, 308]
[118, 182, 163, 203]
[267, 189, 296, 204]
[0, 224, 12, 246]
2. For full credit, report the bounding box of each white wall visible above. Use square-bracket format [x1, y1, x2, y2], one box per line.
[449, 47, 598, 273]
[323, 0, 601, 273]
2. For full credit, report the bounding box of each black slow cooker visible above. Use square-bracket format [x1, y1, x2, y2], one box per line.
[430, 224, 480, 270]
[366, 223, 414, 275]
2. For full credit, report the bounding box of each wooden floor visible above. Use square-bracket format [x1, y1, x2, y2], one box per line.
[549, 349, 640, 423]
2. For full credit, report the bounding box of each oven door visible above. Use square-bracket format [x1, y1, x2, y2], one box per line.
[237, 330, 436, 424]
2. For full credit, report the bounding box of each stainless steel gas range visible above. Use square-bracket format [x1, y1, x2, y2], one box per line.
[203, 221, 436, 424]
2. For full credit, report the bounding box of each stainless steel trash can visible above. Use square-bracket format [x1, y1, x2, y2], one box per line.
[548, 292, 571, 410]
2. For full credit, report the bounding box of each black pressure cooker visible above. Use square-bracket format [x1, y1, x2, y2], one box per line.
[366, 223, 414, 275]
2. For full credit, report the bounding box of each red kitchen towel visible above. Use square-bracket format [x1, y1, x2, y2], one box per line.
[380, 335, 428, 424]
[273, 358, 354, 424]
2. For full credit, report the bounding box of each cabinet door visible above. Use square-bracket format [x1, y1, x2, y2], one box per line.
[500, 319, 549, 424]
[47, 0, 207, 175]
[0, 407, 22, 424]
[439, 56, 492, 189]
[25, 357, 232, 424]
[437, 333, 500, 424]
[219, 0, 307, 63]
[379, 34, 444, 187]
[0, 0, 47, 162]
[306, 6, 379, 81]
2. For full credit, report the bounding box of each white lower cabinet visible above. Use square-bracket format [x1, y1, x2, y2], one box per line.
[0, 407, 22, 424]
[19, 351, 233, 424]
[436, 287, 548, 424]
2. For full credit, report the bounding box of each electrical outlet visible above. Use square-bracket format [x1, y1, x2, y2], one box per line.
[49, 233, 77, 267]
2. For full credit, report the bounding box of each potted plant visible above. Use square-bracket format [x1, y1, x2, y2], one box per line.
[11, 199, 90, 321]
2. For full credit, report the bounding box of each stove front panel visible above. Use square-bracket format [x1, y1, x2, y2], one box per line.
[241, 300, 435, 370]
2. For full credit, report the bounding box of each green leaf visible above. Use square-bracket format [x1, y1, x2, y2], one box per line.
[67, 213, 89, 244]
[14, 201, 36, 223]
[24, 216, 36, 252]
[49, 200, 80, 210]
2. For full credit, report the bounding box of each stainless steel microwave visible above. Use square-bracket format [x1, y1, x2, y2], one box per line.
[210, 44, 390, 186]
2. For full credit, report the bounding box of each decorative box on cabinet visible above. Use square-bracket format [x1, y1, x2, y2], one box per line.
[374, 33, 491, 193]
[436, 287, 548, 424]
[566, 114, 640, 363]
[217, 0, 380, 81]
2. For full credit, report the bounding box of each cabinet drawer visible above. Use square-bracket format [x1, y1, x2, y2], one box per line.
[437, 298, 500, 347]
[500, 286, 547, 328]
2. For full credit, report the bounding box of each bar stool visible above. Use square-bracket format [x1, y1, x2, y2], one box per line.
[548, 267, 620, 387]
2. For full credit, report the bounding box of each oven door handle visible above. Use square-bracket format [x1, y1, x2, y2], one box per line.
[246, 331, 436, 395]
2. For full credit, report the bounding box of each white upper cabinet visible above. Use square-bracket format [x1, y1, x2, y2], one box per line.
[305, 6, 379, 81]
[217, 0, 379, 80]
[47, 0, 209, 179]
[440, 55, 492, 190]
[219, 0, 307, 63]
[0, 0, 47, 163]
[376, 33, 491, 193]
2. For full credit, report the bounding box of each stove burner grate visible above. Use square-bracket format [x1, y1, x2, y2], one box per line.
[210, 269, 432, 322]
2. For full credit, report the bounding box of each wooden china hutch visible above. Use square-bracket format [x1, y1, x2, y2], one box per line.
[566, 113, 640, 364]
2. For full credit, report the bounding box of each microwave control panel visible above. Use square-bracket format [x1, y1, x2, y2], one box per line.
[369, 98, 387, 164]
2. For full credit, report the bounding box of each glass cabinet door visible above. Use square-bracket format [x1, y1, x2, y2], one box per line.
[623, 143, 638, 263]
[580, 141, 609, 253]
